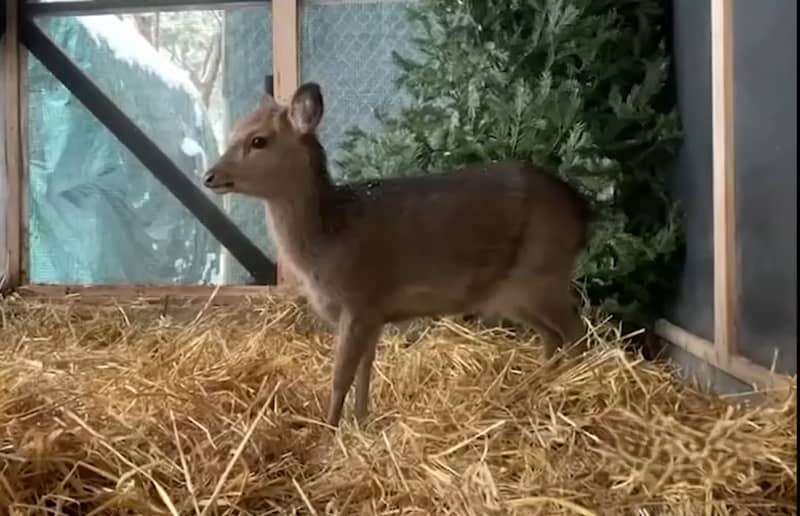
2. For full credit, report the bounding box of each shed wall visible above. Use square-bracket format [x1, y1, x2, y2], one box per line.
[731, 0, 797, 374]
[666, 0, 797, 375]
[0, 42, 6, 284]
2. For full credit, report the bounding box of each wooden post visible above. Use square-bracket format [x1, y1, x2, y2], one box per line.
[3, 0, 24, 292]
[710, 0, 737, 364]
[272, 0, 299, 105]
[271, 0, 299, 287]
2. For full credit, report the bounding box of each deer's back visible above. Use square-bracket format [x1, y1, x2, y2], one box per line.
[314, 161, 588, 320]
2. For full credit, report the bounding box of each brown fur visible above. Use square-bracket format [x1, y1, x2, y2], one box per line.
[204, 82, 590, 426]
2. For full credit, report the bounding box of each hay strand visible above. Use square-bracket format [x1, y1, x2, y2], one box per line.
[0, 295, 795, 515]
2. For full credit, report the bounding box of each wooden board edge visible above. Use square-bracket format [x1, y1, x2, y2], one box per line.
[711, 0, 738, 362]
[12, 283, 299, 306]
[271, 0, 299, 289]
[654, 318, 795, 392]
[3, 0, 23, 293]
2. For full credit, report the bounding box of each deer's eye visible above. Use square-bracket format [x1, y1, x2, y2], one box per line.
[250, 136, 268, 149]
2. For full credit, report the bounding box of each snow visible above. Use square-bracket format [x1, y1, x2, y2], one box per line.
[174, 258, 188, 273]
[204, 252, 221, 284]
[79, 15, 199, 97]
[132, 190, 151, 209]
[180, 137, 204, 158]
[180, 136, 209, 174]
[194, 102, 205, 130]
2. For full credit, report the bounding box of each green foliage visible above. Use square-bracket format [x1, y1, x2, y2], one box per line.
[336, 0, 685, 327]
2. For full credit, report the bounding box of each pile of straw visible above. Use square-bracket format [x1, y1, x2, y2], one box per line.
[0, 294, 795, 515]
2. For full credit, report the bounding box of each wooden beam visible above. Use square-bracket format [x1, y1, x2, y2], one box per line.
[19, 46, 30, 295]
[711, 0, 737, 363]
[655, 319, 794, 392]
[271, 0, 298, 105]
[16, 284, 299, 306]
[25, 0, 256, 17]
[2, 0, 23, 293]
[271, 0, 299, 287]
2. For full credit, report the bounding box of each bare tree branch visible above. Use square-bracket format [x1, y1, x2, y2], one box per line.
[129, 13, 156, 46]
[198, 34, 222, 106]
[154, 12, 160, 50]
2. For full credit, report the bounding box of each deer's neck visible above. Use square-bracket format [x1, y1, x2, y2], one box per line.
[263, 180, 335, 279]
[264, 137, 344, 282]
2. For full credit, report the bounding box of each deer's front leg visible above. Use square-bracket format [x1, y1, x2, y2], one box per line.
[326, 311, 382, 427]
[354, 333, 379, 422]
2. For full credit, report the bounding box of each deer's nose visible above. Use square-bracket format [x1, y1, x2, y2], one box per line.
[203, 171, 216, 187]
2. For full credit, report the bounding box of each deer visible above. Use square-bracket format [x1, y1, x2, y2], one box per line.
[202, 80, 591, 427]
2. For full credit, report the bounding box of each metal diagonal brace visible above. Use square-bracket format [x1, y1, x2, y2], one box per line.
[21, 20, 276, 285]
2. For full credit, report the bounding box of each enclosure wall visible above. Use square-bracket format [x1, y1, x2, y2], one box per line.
[665, 0, 715, 343]
[666, 0, 797, 376]
[731, 0, 796, 374]
[0, 38, 6, 283]
[18, 2, 416, 287]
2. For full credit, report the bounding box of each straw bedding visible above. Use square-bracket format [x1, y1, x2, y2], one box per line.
[0, 293, 795, 515]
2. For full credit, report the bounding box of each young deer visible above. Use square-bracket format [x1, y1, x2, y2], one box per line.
[203, 81, 590, 427]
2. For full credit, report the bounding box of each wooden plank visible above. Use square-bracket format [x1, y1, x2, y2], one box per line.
[16, 284, 298, 306]
[711, 0, 737, 363]
[26, 0, 255, 17]
[2, 0, 23, 293]
[655, 319, 794, 391]
[18, 47, 29, 293]
[271, 0, 298, 104]
[271, 0, 299, 287]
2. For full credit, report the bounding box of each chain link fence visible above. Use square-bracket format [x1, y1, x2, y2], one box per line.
[300, 0, 418, 178]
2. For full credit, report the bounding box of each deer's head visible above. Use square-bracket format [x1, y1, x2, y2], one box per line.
[203, 80, 326, 200]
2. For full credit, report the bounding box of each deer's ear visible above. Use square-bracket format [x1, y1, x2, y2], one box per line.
[257, 94, 276, 109]
[288, 82, 324, 134]
[264, 75, 275, 97]
[256, 75, 276, 108]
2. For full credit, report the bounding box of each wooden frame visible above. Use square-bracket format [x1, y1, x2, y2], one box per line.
[2, 0, 286, 293]
[16, 284, 296, 306]
[3, 0, 23, 292]
[655, 320, 792, 391]
[710, 0, 737, 365]
[271, 0, 299, 287]
[655, 0, 793, 391]
[26, 0, 259, 16]
[21, 20, 276, 284]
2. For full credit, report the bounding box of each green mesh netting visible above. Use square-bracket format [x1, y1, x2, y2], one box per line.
[27, 15, 222, 284]
[221, 5, 274, 284]
[25, 2, 416, 286]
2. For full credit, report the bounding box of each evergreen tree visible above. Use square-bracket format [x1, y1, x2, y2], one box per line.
[336, 0, 684, 329]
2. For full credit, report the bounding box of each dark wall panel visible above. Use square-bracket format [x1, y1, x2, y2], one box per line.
[666, 0, 797, 375]
[665, 0, 715, 342]
[731, 0, 797, 374]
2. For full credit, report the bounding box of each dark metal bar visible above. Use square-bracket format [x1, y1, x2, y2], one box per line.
[25, 0, 267, 17]
[21, 19, 277, 284]
[265, 74, 274, 97]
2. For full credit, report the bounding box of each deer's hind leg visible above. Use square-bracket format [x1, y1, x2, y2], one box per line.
[524, 281, 588, 357]
[493, 274, 587, 359]
[507, 308, 565, 359]
[482, 291, 563, 359]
